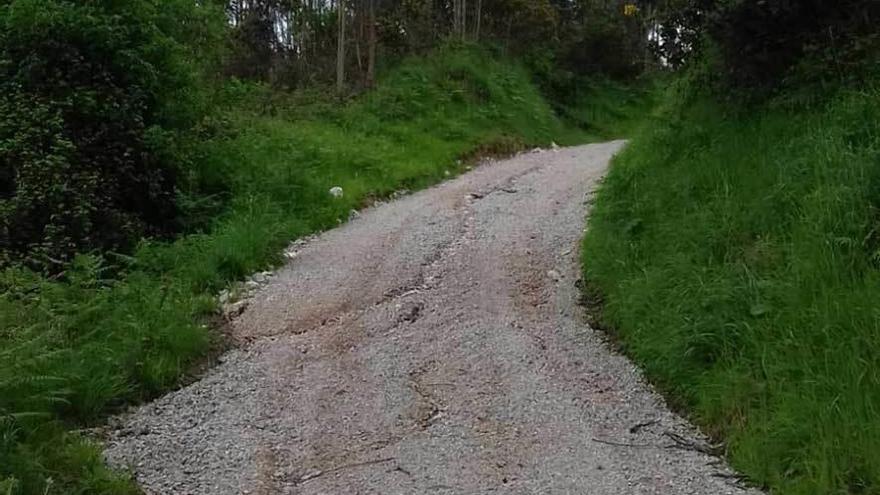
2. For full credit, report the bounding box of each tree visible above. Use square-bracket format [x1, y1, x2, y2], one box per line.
[453, 0, 467, 40]
[337, 0, 346, 93]
[366, 0, 377, 87]
[474, 0, 482, 40]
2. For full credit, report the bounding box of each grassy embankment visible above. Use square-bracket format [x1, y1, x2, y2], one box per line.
[0, 46, 592, 493]
[555, 77, 659, 140]
[583, 73, 880, 494]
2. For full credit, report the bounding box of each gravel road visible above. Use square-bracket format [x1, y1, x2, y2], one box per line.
[105, 141, 758, 494]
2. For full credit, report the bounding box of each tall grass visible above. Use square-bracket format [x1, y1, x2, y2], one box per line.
[555, 77, 660, 140]
[0, 46, 590, 493]
[583, 77, 880, 494]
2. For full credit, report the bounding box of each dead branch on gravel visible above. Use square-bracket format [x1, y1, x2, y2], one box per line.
[591, 438, 657, 449]
[662, 431, 723, 456]
[295, 457, 396, 485]
[629, 419, 660, 434]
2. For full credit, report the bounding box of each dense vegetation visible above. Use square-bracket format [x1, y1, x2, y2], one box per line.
[584, 1, 880, 493]
[0, 0, 214, 267]
[3, 0, 878, 493]
[1, 0, 646, 268]
[0, 46, 595, 494]
[0, 0, 653, 492]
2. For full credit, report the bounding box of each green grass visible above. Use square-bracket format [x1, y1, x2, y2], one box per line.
[0, 45, 600, 494]
[555, 77, 661, 140]
[582, 76, 880, 494]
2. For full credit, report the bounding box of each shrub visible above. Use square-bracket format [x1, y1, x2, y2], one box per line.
[0, 0, 205, 269]
[645, 0, 880, 88]
[707, 0, 880, 88]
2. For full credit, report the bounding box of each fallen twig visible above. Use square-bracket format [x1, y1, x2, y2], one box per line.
[296, 457, 395, 485]
[662, 431, 723, 456]
[712, 472, 752, 490]
[629, 419, 660, 434]
[711, 472, 749, 482]
[391, 465, 412, 476]
[591, 438, 656, 449]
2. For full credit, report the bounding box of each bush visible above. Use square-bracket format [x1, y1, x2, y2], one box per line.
[0, 0, 207, 269]
[646, 0, 880, 88]
[708, 0, 880, 88]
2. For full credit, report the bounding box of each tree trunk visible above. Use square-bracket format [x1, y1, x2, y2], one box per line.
[355, 0, 363, 74]
[453, 0, 460, 39]
[505, 16, 513, 53]
[461, 0, 467, 41]
[474, 0, 482, 41]
[336, 0, 346, 94]
[366, 0, 376, 88]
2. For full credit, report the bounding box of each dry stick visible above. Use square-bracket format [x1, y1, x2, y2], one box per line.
[628, 418, 660, 434]
[297, 457, 396, 485]
[392, 465, 412, 476]
[662, 431, 723, 456]
[591, 438, 656, 449]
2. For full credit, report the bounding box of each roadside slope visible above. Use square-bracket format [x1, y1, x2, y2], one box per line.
[583, 80, 880, 494]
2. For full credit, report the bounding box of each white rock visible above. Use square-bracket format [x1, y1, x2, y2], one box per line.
[329, 186, 344, 198]
[547, 270, 561, 282]
[218, 289, 231, 304]
[348, 209, 360, 221]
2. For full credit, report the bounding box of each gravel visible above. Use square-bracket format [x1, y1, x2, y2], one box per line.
[104, 141, 761, 495]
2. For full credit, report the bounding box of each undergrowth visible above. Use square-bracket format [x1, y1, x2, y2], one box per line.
[0, 46, 601, 494]
[583, 74, 880, 494]
[555, 77, 660, 140]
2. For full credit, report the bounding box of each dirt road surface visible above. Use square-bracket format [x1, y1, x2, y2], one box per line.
[105, 141, 758, 494]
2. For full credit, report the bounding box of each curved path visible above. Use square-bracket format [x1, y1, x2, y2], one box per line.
[105, 142, 758, 495]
